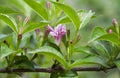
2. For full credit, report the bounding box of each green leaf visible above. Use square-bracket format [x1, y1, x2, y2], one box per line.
[79, 10, 94, 30]
[24, 0, 48, 20]
[60, 70, 78, 77]
[0, 6, 20, 14]
[0, 13, 18, 34]
[13, 56, 34, 70]
[89, 41, 110, 58]
[98, 33, 120, 46]
[52, 2, 80, 30]
[23, 21, 48, 34]
[28, 46, 67, 67]
[56, 16, 71, 25]
[0, 34, 8, 42]
[89, 27, 107, 43]
[0, 45, 15, 59]
[114, 58, 120, 70]
[74, 46, 94, 55]
[69, 56, 108, 69]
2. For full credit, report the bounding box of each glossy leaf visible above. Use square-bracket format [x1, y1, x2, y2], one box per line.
[89, 41, 110, 58]
[0, 13, 18, 34]
[60, 70, 78, 77]
[98, 33, 120, 46]
[0, 45, 15, 59]
[24, 0, 48, 20]
[89, 27, 107, 43]
[0, 6, 20, 14]
[52, 2, 80, 29]
[23, 21, 48, 34]
[74, 46, 94, 55]
[114, 58, 120, 70]
[69, 56, 108, 69]
[79, 10, 94, 30]
[56, 16, 71, 25]
[28, 46, 67, 67]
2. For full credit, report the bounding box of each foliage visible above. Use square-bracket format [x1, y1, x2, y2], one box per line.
[0, 0, 120, 78]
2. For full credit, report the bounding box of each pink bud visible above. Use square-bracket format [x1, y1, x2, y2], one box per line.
[108, 29, 113, 34]
[24, 16, 29, 25]
[35, 28, 40, 36]
[47, 1, 51, 9]
[112, 18, 118, 27]
[17, 16, 22, 22]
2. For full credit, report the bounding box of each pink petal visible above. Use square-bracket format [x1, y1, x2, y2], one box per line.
[47, 25, 54, 32]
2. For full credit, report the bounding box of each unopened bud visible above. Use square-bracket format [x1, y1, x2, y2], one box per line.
[70, 40, 73, 44]
[47, 1, 51, 9]
[44, 28, 50, 39]
[18, 34, 22, 40]
[3, 40, 9, 47]
[35, 28, 40, 36]
[77, 34, 81, 41]
[112, 18, 118, 27]
[108, 29, 113, 34]
[23, 16, 29, 25]
[17, 16, 22, 22]
[18, 28, 23, 40]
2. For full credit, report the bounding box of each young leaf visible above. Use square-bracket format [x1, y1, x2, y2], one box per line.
[52, 2, 80, 30]
[56, 16, 71, 25]
[60, 70, 78, 77]
[74, 46, 95, 55]
[0, 6, 20, 14]
[23, 21, 48, 34]
[69, 56, 108, 69]
[89, 27, 107, 43]
[98, 33, 120, 46]
[0, 45, 15, 59]
[114, 58, 120, 70]
[79, 10, 94, 30]
[0, 13, 18, 34]
[24, 0, 48, 20]
[28, 46, 67, 67]
[89, 41, 110, 58]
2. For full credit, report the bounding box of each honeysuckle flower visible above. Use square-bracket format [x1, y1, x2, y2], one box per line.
[48, 24, 66, 45]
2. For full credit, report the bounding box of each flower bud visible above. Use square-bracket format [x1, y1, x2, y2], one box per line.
[44, 28, 50, 39]
[108, 29, 113, 34]
[112, 18, 119, 34]
[77, 34, 81, 41]
[23, 16, 29, 25]
[112, 18, 118, 27]
[18, 28, 23, 40]
[46, 1, 51, 9]
[18, 34, 22, 40]
[35, 28, 40, 36]
[70, 40, 73, 44]
[17, 16, 22, 22]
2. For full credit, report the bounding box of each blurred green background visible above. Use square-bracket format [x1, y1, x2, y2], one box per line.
[0, 0, 120, 78]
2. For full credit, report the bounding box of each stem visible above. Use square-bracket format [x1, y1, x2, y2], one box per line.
[0, 66, 116, 73]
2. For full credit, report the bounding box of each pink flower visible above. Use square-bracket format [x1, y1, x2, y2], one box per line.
[48, 24, 66, 45]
